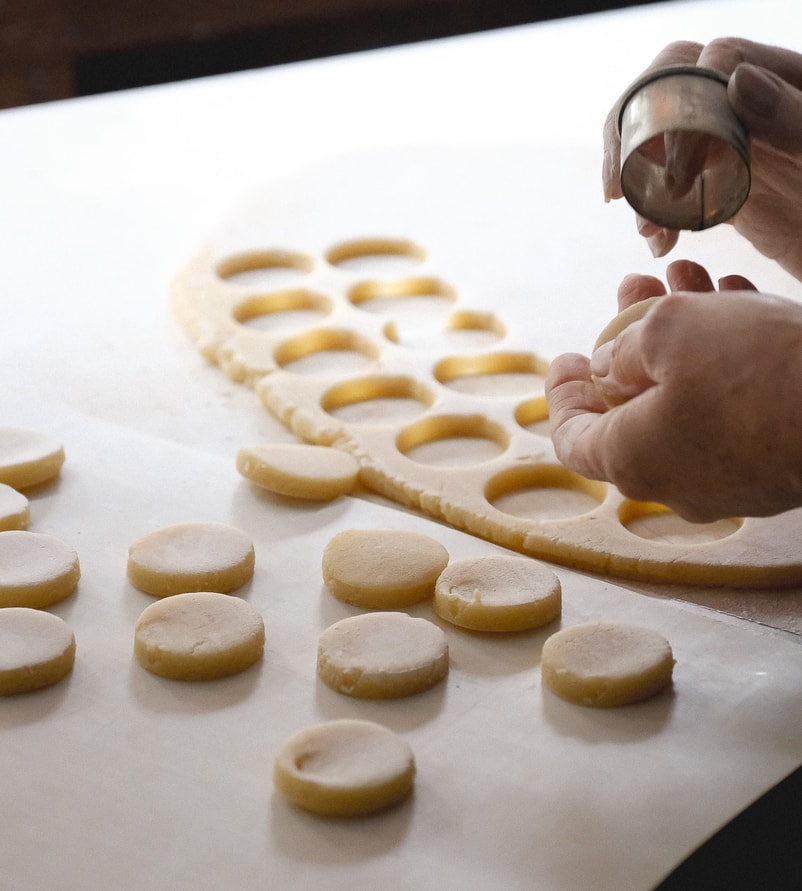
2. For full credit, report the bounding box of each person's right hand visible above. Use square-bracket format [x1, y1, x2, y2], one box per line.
[602, 38, 802, 282]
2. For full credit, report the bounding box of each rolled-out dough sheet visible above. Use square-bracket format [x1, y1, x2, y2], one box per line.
[1, 397, 801, 891]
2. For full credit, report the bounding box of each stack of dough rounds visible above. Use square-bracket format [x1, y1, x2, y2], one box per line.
[0, 531, 80, 608]
[541, 621, 675, 708]
[0, 608, 76, 695]
[433, 554, 561, 632]
[0, 426, 65, 490]
[318, 612, 449, 699]
[134, 591, 265, 681]
[236, 442, 359, 501]
[322, 529, 449, 608]
[127, 521, 255, 597]
[0, 484, 30, 531]
[273, 719, 415, 817]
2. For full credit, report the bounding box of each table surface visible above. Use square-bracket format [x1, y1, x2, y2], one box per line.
[2, 1, 802, 888]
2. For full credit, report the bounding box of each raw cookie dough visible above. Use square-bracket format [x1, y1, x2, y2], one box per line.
[0, 531, 80, 608]
[0, 484, 29, 531]
[134, 590, 265, 681]
[318, 611, 448, 699]
[433, 554, 561, 632]
[237, 442, 359, 500]
[541, 622, 675, 708]
[0, 608, 76, 695]
[593, 295, 662, 352]
[0, 426, 65, 490]
[322, 529, 449, 608]
[127, 521, 255, 597]
[273, 719, 415, 817]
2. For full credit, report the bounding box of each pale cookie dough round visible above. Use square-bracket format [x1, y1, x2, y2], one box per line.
[127, 521, 255, 597]
[0, 426, 65, 490]
[0, 608, 76, 695]
[592, 295, 662, 407]
[134, 590, 265, 681]
[322, 529, 449, 608]
[0, 531, 80, 608]
[433, 554, 561, 632]
[318, 611, 448, 699]
[237, 442, 359, 501]
[0, 484, 30, 531]
[541, 621, 675, 708]
[274, 719, 415, 817]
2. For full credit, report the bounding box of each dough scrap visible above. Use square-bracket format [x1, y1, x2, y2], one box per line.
[322, 529, 449, 608]
[273, 719, 415, 817]
[0, 608, 76, 695]
[134, 590, 265, 681]
[0, 426, 65, 490]
[0, 531, 80, 608]
[127, 521, 255, 597]
[433, 554, 561, 632]
[237, 442, 359, 500]
[541, 622, 675, 708]
[0, 484, 29, 531]
[318, 611, 448, 699]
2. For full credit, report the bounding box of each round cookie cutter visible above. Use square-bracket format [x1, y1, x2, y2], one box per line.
[617, 66, 751, 230]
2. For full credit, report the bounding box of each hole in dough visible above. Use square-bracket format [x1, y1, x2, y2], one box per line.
[215, 249, 314, 288]
[515, 397, 551, 438]
[321, 375, 434, 426]
[273, 328, 379, 375]
[619, 500, 742, 544]
[232, 289, 332, 333]
[325, 237, 426, 274]
[486, 464, 607, 522]
[434, 351, 548, 397]
[396, 414, 509, 467]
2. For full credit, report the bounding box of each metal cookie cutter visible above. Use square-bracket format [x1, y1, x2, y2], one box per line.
[618, 66, 751, 230]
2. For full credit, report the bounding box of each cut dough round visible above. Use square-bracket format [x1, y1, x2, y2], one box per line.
[0, 426, 65, 490]
[127, 521, 255, 597]
[0, 531, 80, 608]
[541, 622, 675, 708]
[322, 529, 449, 608]
[318, 611, 448, 699]
[237, 442, 359, 500]
[0, 608, 76, 695]
[274, 719, 415, 817]
[433, 554, 561, 632]
[0, 484, 30, 531]
[134, 590, 265, 681]
[592, 295, 661, 353]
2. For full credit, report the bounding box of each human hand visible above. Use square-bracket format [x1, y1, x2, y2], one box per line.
[602, 39, 802, 281]
[545, 260, 802, 521]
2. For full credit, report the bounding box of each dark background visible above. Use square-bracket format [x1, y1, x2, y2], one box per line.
[0, 0, 674, 109]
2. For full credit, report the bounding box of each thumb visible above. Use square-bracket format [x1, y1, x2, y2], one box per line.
[590, 322, 655, 406]
[729, 63, 802, 153]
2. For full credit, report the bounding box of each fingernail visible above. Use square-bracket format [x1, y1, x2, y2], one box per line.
[590, 341, 612, 378]
[647, 229, 672, 258]
[732, 64, 780, 119]
[602, 151, 614, 203]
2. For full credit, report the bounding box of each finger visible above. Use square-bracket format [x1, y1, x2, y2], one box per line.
[697, 38, 802, 86]
[617, 273, 666, 311]
[603, 40, 704, 203]
[664, 131, 714, 199]
[636, 217, 680, 258]
[590, 319, 655, 401]
[665, 259, 715, 292]
[718, 273, 757, 291]
[729, 64, 802, 153]
[545, 354, 610, 479]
